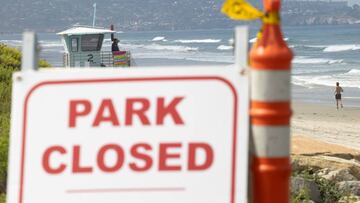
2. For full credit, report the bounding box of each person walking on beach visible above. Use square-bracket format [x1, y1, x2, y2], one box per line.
[335, 82, 344, 109]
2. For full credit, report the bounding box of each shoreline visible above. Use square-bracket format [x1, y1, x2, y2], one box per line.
[292, 84, 360, 108]
[291, 101, 360, 151]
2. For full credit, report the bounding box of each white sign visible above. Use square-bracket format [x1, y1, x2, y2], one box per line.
[7, 67, 249, 203]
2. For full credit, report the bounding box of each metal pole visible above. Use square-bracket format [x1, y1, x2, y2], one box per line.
[92, 3, 97, 27]
[235, 26, 249, 73]
[234, 26, 252, 202]
[21, 31, 39, 71]
[110, 24, 115, 41]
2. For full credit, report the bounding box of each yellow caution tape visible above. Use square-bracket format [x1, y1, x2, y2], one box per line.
[221, 0, 264, 20]
[262, 12, 280, 24]
[256, 27, 263, 40]
[222, 0, 280, 25]
[251, 27, 263, 46]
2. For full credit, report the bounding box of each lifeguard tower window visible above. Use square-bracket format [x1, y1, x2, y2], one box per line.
[81, 34, 104, 52]
[71, 38, 78, 52]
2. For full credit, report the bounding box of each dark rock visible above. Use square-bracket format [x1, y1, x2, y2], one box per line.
[322, 168, 357, 182]
[337, 181, 360, 196]
[292, 177, 321, 203]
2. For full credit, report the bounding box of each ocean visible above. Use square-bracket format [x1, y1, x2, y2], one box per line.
[1, 25, 359, 106]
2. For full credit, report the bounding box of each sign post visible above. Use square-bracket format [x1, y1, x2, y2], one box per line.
[7, 66, 249, 203]
[21, 31, 38, 71]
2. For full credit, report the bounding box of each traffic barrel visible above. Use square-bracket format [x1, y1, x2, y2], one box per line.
[249, 0, 293, 202]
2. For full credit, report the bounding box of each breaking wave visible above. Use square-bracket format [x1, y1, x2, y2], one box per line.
[39, 41, 63, 48]
[249, 38, 257, 43]
[328, 59, 344, 64]
[292, 69, 360, 88]
[217, 45, 233, 50]
[344, 69, 360, 75]
[304, 45, 327, 49]
[143, 43, 198, 52]
[228, 38, 234, 45]
[293, 57, 344, 64]
[174, 39, 221, 43]
[134, 52, 233, 63]
[323, 44, 360, 52]
[184, 56, 233, 63]
[249, 37, 289, 43]
[0, 39, 22, 46]
[102, 42, 197, 52]
[152, 36, 167, 42]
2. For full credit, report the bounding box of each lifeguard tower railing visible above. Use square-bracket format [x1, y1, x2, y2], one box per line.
[63, 51, 132, 67]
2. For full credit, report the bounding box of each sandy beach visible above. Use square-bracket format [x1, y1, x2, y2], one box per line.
[291, 102, 360, 153]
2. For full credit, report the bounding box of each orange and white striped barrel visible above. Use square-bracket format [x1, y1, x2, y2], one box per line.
[249, 0, 293, 202]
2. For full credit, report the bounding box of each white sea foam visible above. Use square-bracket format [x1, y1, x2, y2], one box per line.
[329, 59, 344, 64]
[152, 36, 167, 42]
[249, 37, 288, 43]
[249, 38, 257, 43]
[134, 52, 233, 63]
[304, 45, 327, 49]
[174, 39, 221, 43]
[102, 42, 145, 50]
[132, 52, 183, 59]
[344, 69, 360, 75]
[185, 56, 233, 63]
[293, 57, 344, 65]
[39, 41, 63, 48]
[143, 43, 198, 52]
[323, 44, 360, 52]
[120, 43, 145, 49]
[292, 70, 360, 88]
[41, 49, 65, 53]
[0, 40, 22, 46]
[292, 75, 333, 88]
[104, 42, 198, 53]
[292, 68, 337, 75]
[217, 45, 233, 50]
[1, 39, 64, 49]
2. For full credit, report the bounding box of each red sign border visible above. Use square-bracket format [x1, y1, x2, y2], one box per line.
[20, 76, 239, 203]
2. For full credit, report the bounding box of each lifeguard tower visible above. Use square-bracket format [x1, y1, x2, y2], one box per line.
[57, 26, 132, 67]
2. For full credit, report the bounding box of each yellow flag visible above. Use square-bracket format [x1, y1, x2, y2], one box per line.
[222, 0, 264, 20]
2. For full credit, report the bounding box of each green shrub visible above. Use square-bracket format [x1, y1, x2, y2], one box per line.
[0, 43, 51, 195]
[292, 165, 349, 203]
[316, 177, 347, 203]
[39, 59, 51, 68]
[0, 193, 5, 203]
[291, 188, 311, 203]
